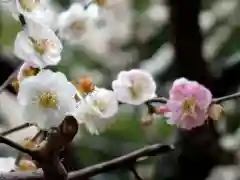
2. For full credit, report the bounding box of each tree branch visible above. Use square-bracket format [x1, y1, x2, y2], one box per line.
[0, 123, 38, 136]
[145, 92, 240, 107]
[0, 144, 173, 180]
[213, 92, 240, 103]
[0, 136, 36, 156]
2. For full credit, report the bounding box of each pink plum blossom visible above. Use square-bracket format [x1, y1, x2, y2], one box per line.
[165, 78, 212, 130]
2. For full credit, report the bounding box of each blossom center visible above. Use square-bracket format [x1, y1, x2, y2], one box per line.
[19, 0, 40, 12]
[93, 100, 105, 113]
[38, 92, 57, 108]
[69, 21, 86, 35]
[29, 37, 53, 55]
[129, 80, 141, 98]
[129, 86, 138, 98]
[182, 97, 196, 114]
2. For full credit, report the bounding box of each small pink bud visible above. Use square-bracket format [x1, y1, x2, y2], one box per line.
[155, 106, 169, 114]
[208, 104, 224, 120]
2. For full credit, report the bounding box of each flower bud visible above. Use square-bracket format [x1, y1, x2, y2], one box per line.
[154, 106, 169, 114]
[72, 76, 95, 94]
[22, 138, 37, 149]
[208, 104, 224, 120]
[141, 114, 153, 126]
[15, 159, 37, 171]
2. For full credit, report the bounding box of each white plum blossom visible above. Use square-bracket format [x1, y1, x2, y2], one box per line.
[86, 88, 118, 118]
[72, 88, 118, 134]
[14, 18, 63, 68]
[57, 3, 98, 44]
[17, 69, 77, 128]
[0, 157, 15, 172]
[112, 69, 156, 105]
[4, 0, 47, 22]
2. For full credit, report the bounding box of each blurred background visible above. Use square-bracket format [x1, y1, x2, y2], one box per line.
[0, 0, 240, 180]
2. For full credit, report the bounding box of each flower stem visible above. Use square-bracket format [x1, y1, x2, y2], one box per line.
[0, 123, 38, 136]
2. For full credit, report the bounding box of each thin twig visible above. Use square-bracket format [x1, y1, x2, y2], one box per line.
[19, 14, 26, 26]
[145, 97, 168, 104]
[0, 144, 173, 180]
[84, 0, 93, 9]
[213, 92, 240, 103]
[145, 92, 240, 105]
[0, 123, 38, 136]
[130, 167, 143, 180]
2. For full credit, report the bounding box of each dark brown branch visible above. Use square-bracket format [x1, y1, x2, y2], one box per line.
[0, 116, 78, 180]
[0, 144, 173, 180]
[69, 143, 173, 179]
[0, 136, 35, 156]
[145, 97, 168, 104]
[34, 116, 79, 180]
[0, 123, 38, 136]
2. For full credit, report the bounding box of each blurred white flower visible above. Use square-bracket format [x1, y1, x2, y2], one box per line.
[72, 88, 118, 134]
[17, 69, 77, 128]
[57, 3, 98, 44]
[112, 69, 156, 105]
[0, 157, 15, 172]
[4, 0, 47, 22]
[14, 18, 63, 68]
[95, 0, 124, 8]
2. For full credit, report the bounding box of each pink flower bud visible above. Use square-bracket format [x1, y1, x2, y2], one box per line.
[155, 106, 169, 114]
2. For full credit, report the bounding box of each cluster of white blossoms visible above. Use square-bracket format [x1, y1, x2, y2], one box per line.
[3, 0, 157, 134]
[4, 0, 225, 139]
[0, 0, 228, 174]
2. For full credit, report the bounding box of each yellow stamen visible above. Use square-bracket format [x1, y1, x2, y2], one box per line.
[29, 37, 53, 55]
[22, 138, 37, 149]
[19, 0, 40, 12]
[38, 92, 57, 108]
[129, 86, 139, 98]
[69, 21, 86, 35]
[182, 97, 196, 114]
[93, 100, 105, 112]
